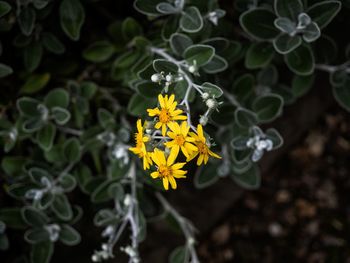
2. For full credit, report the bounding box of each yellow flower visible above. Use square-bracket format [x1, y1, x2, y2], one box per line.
[165, 121, 197, 158]
[147, 94, 187, 136]
[150, 148, 187, 190]
[188, 124, 221, 165]
[129, 119, 152, 170]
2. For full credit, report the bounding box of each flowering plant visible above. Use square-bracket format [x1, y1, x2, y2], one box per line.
[0, 0, 348, 262]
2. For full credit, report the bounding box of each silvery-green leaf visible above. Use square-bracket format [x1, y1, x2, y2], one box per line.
[273, 33, 302, 54]
[156, 3, 179, 14]
[274, 17, 296, 35]
[302, 22, 320, 43]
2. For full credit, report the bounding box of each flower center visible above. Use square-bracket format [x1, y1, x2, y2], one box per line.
[158, 165, 172, 178]
[174, 135, 185, 146]
[197, 142, 208, 155]
[159, 108, 171, 123]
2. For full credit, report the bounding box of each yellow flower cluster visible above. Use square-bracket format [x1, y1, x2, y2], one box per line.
[129, 94, 221, 190]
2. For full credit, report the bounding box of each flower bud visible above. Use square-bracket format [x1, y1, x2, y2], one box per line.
[151, 73, 161, 83]
[206, 98, 217, 109]
[188, 65, 197, 73]
[165, 74, 173, 82]
[199, 115, 208, 126]
[201, 92, 210, 100]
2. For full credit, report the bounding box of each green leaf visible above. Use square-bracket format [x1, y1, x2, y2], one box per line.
[21, 207, 49, 227]
[91, 180, 114, 203]
[184, 44, 215, 67]
[274, 17, 296, 35]
[153, 59, 179, 74]
[60, 0, 85, 41]
[273, 34, 302, 54]
[292, 74, 314, 97]
[232, 74, 255, 102]
[58, 174, 77, 192]
[231, 164, 260, 189]
[252, 94, 284, 122]
[21, 73, 51, 94]
[179, 6, 203, 33]
[0, 63, 13, 78]
[74, 165, 93, 193]
[302, 22, 321, 43]
[80, 81, 97, 99]
[22, 118, 45, 133]
[134, 0, 162, 16]
[112, 50, 141, 69]
[285, 44, 314, 75]
[194, 164, 220, 189]
[136, 81, 161, 98]
[18, 6, 36, 36]
[44, 88, 69, 109]
[170, 33, 193, 56]
[307, 0, 341, 29]
[0, 208, 27, 229]
[0, 1, 11, 18]
[265, 128, 284, 149]
[59, 225, 81, 246]
[240, 8, 279, 40]
[127, 94, 157, 117]
[108, 183, 124, 200]
[333, 81, 350, 112]
[245, 42, 275, 69]
[25, 228, 49, 244]
[51, 107, 71, 125]
[122, 17, 142, 41]
[201, 82, 223, 98]
[0, 234, 9, 250]
[274, 0, 303, 21]
[17, 97, 40, 117]
[23, 42, 43, 72]
[33, 0, 50, 10]
[82, 41, 115, 63]
[235, 108, 258, 128]
[36, 123, 56, 151]
[97, 108, 115, 129]
[30, 241, 53, 263]
[202, 55, 228, 74]
[42, 33, 65, 55]
[156, 2, 179, 14]
[330, 70, 347, 87]
[63, 138, 81, 163]
[169, 246, 187, 263]
[51, 194, 73, 221]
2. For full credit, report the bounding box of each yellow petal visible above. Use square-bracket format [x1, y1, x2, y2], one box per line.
[162, 177, 169, 190]
[161, 124, 167, 136]
[171, 162, 186, 170]
[150, 172, 159, 178]
[197, 154, 204, 166]
[155, 122, 162, 129]
[158, 94, 165, 108]
[168, 176, 177, 189]
[167, 146, 179, 166]
[209, 150, 222, 159]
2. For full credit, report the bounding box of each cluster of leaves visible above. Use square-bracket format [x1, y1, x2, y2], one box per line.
[0, 0, 349, 262]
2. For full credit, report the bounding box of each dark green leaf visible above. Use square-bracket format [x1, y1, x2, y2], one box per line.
[169, 246, 187, 263]
[133, 0, 162, 16]
[136, 81, 161, 98]
[0, 208, 27, 229]
[235, 108, 258, 128]
[59, 225, 81, 246]
[25, 228, 49, 244]
[21, 73, 51, 94]
[170, 33, 193, 56]
[122, 17, 143, 41]
[273, 34, 302, 54]
[153, 59, 179, 74]
[0, 1, 11, 18]
[284, 44, 314, 75]
[21, 207, 49, 227]
[18, 6, 36, 36]
[23, 42, 43, 72]
[44, 88, 69, 109]
[307, 0, 341, 29]
[202, 55, 228, 74]
[240, 8, 279, 40]
[245, 42, 275, 69]
[60, 0, 85, 41]
[37, 123, 56, 151]
[231, 164, 260, 189]
[333, 80, 350, 112]
[184, 44, 215, 67]
[58, 174, 76, 192]
[252, 94, 284, 122]
[0, 63, 13, 78]
[42, 33, 65, 54]
[30, 241, 53, 263]
[180, 6, 203, 33]
[51, 107, 71, 125]
[292, 74, 314, 97]
[274, 0, 303, 21]
[83, 41, 115, 63]
[51, 194, 73, 221]
[63, 138, 81, 163]
[201, 82, 223, 98]
[194, 164, 219, 189]
[127, 94, 157, 117]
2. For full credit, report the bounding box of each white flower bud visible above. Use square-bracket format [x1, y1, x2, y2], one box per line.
[165, 74, 173, 82]
[91, 254, 99, 262]
[187, 237, 195, 246]
[201, 92, 210, 100]
[123, 194, 132, 206]
[206, 98, 217, 109]
[151, 73, 161, 83]
[145, 128, 152, 134]
[199, 115, 208, 126]
[188, 65, 196, 73]
[102, 243, 108, 251]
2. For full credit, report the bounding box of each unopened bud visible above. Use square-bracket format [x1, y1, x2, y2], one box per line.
[188, 65, 196, 73]
[151, 73, 161, 83]
[199, 115, 208, 126]
[165, 74, 173, 82]
[92, 254, 99, 262]
[201, 92, 210, 100]
[206, 98, 217, 109]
